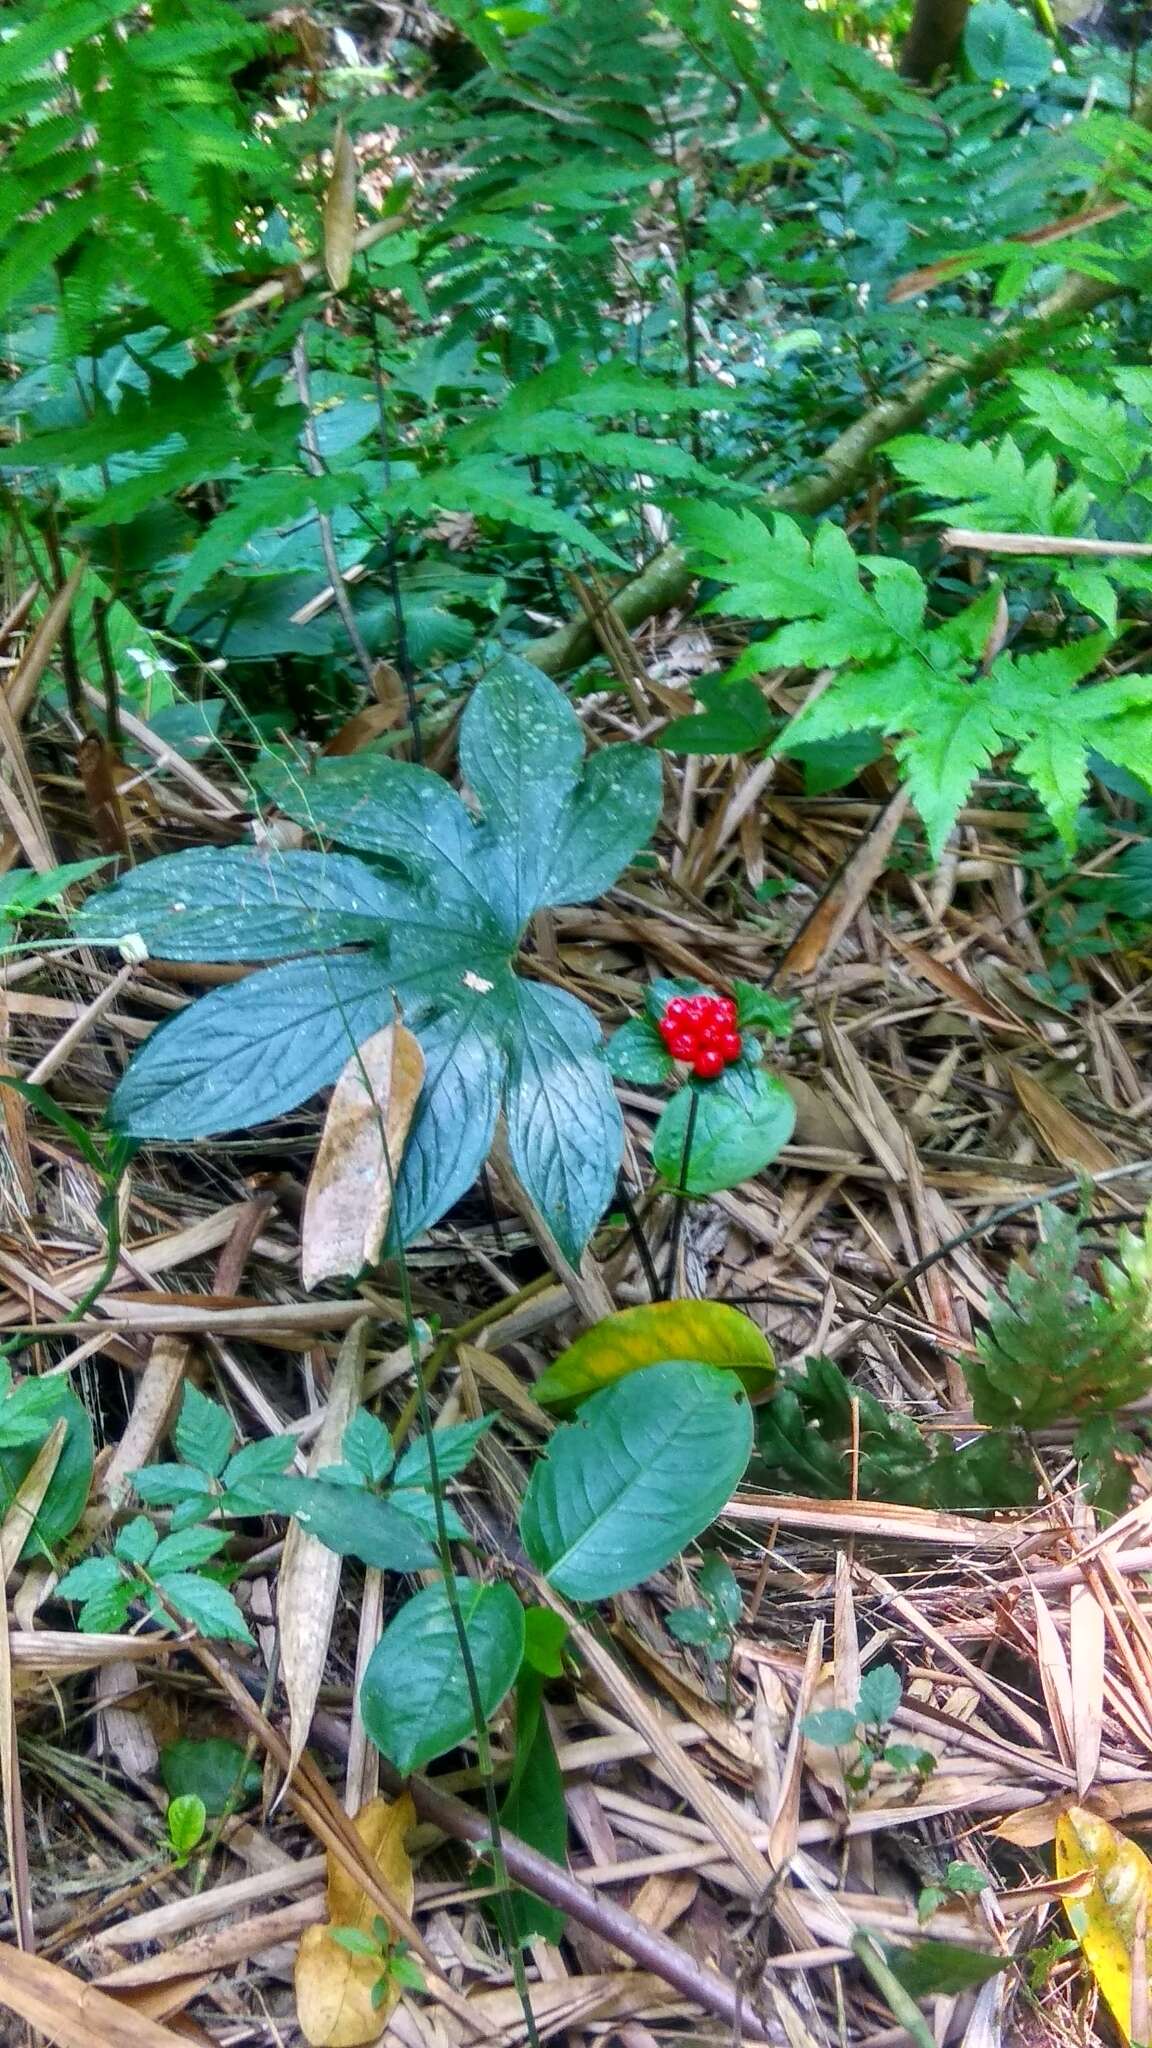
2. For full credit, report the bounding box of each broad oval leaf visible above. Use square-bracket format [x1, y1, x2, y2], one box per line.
[519, 1359, 752, 1600]
[1057, 1804, 1152, 2044]
[503, 980, 622, 1266]
[302, 1022, 425, 1287]
[111, 951, 396, 1139]
[652, 1061, 796, 1196]
[74, 846, 397, 962]
[534, 1300, 775, 1406]
[360, 1578, 525, 1774]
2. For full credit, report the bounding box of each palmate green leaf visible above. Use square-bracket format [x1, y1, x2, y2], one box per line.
[503, 980, 623, 1265]
[73, 847, 399, 962]
[520, 1360, 752, 1600]
[95, 661, 656, 1258]
[110, 951, 396, 1140]
[360, 1578, 525, 1774]
[460, 655, 584, 929]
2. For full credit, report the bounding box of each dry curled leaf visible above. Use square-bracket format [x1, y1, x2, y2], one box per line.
[280, 1320, 368, 1781]
[323, 122, 358, 292]
[1057, 1804, 1152, 2043]
[302, 1023, 424, 1289]
[295, 1794, 415, 2047]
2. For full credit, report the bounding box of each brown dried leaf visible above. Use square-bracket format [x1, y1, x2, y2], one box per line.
[302, 1024, 424, 1289]
[0, 1941, 185, 2047]
[323, 123, 358, 292]
[1010, 1069, 1118, 1176]
[295, 1794, 415, 2047]
[280, 1320, 369, 1780]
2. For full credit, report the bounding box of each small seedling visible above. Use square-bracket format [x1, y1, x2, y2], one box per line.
[917, 1859, 992, 1923]
[166, 1793, 207, 1865]
[802, 1664, 936, 1799]
[330, 1923, 427, 2011]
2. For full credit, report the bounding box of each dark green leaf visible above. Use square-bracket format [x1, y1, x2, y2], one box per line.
[173, 1386, 234, 1480]
[248, 1475, 436, 1571]
[652, 1062, 795, 1196]
[157, 1572, 252, 1642]
[731, 984, 797, 1038]
[342, 1410, 395, 1487]
[360, 1577, 525, 1774]
[519, 1360, 752, 1600]
[698, 1553, 742, 1627]
[666, 1606, 720, 1647]
[74, 847, 397, 962]
[111, 951, 396, 1139]
[885, 1940, 1010, 1997]
[535, 743, 663, 907]
[856, 1662, 902, 1727]
[132, 1463, 215, 1506]
[387, 1001, 506, 1248]
[659, 677, 773, 755]
[393, 1416, 493, 1489]
[151, 1526, 228, 1574]
[607, 1017, 673, 1086]
[522, 1607, 568, 1678]
[0, 1382, 93, 1560]
[495, 1673, 567, 1943]
[459, 656, 584, 929]
[77, 1580, 136, 1633]
[57, 1554, 123, 1602]
[503, 980, 621, 1264]
[161, 1737, 263, 1815]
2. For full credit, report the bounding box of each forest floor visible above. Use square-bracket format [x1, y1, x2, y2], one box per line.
[1, 578, 1150, 2048]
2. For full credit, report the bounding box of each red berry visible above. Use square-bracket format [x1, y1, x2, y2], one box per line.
[693, 1046, 725, 1079]
[695, 1024, 724, 1052]
[669, 1031, 697, 1060]
[686, 994, 710, 1016]
[665, 997, 691, 1021]
[720, 1031, 742, 1061]
[714, 998, 737, 1025]
[657, 1016, 677, 1042]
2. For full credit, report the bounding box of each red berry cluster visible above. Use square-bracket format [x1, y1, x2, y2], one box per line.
[658, 994, 742, 1079]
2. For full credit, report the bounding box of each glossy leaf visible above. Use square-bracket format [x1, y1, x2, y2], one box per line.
[606, 1016, 673, 1086]
[360, 1578, 525, 1774]
[534, 1299, 775, 1406]
[503, 980, 622, 1265]
[161, 1736, 262, 1815]
[535, 743, 664, 907]
[73, 847, 396, 961]
[111, 951, 396, 1139]
[250, 1475, 436, 1572]
[458, 654, 583, 929]
[652, 1061, 796, 1196]
[1057, 1804, 1152, 2043]
[520, 1360, 752, 1600]
[385, 999, 506, 1249]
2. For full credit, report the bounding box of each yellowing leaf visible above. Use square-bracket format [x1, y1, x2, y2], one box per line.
[323, 123, 358, 293]
[534, 1299, 775, 1406]
[302, 1023, 424, 1289]
[1056, 1804, 1152, 2042]
[295, 1794, 415, 2047]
